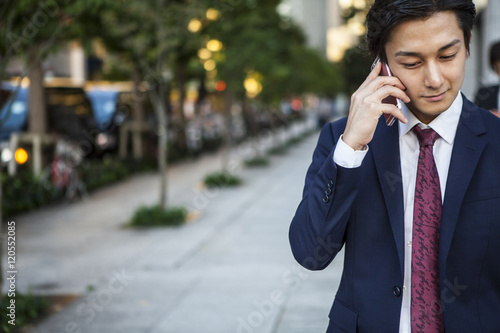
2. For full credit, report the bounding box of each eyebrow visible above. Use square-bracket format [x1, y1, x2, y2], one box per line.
[394, 39, 462, 57]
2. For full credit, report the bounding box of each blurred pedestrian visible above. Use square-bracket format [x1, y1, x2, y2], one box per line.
[289, 0, 500, 332]
[474, 40, 500, 116]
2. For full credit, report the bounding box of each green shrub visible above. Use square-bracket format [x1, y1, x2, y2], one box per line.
[268, 146, 288, 156]
[244, 156, 271, 167]
[80, 158, 130, 192]
[1, 170, 63, 217]
[286, 136, 303, 146]
[167, 141, 192, 163]
[203, 171, 242, 188]
[202, 136, 224, 152]
[130, 205, 187, 227]
[1, 292, 49, 333]
[1, 156, 158, 218]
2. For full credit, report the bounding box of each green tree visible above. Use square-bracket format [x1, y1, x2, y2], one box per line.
[1, 0, 108, 136]
[200, 0, 343, 130]
[0, 0, 111, 306]
[85, 0, 206, 209]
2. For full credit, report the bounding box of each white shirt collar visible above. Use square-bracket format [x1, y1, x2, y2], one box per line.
[399, 92, 463, 145]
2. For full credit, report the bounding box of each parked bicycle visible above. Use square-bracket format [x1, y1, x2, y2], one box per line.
[40, 138, 87, 201]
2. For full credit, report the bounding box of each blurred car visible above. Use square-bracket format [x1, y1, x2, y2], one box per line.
[85, 82, 156, 153]
[0, 78, 109, 164]
[0, 81, 29, 141]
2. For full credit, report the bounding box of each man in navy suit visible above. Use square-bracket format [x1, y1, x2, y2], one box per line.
[289, 0, 500, 332]
[475, 40, 500, 115]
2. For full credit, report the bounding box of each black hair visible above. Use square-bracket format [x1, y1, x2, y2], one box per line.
[366, 0, 476, 62]
[489, 40, 500, 70]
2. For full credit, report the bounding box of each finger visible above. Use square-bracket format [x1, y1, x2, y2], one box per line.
[368, 75, 407, 94]
[358, 60, 382, 91]
[373, 85, 411, 104]
[379, 104, 408, 124]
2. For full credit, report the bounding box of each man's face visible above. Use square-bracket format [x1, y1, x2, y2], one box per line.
[385, 11, 468, 124]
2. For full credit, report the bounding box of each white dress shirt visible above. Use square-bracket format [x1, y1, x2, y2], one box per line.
[333, 92, 463, 332]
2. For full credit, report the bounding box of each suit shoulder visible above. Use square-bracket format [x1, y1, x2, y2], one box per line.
[318, 117, 347, 143]
[481, 109, 500, 128]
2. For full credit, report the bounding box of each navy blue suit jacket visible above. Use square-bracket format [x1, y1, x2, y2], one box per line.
[289, 95, 500, 332]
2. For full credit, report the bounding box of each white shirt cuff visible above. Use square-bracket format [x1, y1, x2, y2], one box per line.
[333, 135, 369, 168]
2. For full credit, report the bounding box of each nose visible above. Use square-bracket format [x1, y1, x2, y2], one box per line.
[423, 62, 444, 90]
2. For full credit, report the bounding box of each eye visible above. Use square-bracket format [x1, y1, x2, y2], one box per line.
[441, 54, 457, 60]
[402, 62, 420, 69]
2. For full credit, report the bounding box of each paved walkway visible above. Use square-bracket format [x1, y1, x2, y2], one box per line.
[7, 121, 343, 333]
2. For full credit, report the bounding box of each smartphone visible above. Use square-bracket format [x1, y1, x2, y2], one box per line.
[371, 57, 401, 126]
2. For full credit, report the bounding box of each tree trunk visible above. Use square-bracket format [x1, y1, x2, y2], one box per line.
[240, 97, 256, 137]
[151, 84, 168, 210]
[154, 0, 168, 210]
[176, 63, 188, 152]
[221, 91, 232, 172]
[132, 65, 144, 159]
[28, 45, 47, 135]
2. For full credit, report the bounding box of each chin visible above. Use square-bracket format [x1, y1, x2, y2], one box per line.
[408, 102, 450, 122]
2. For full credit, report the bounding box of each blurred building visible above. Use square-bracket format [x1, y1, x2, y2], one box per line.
[460, 0, 498, 99]
[6, 0, 497, 101]
[5, 42, 86, 82]
[279, 0, 344, 60]
[478, 0, 500, 85]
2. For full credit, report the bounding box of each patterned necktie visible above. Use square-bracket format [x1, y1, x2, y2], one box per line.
[411, 126, 444, 333]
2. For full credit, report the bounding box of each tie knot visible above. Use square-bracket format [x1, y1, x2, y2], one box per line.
[413, 126, 440, 147]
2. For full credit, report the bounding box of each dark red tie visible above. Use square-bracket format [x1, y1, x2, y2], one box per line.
[411, 126, 444, 332]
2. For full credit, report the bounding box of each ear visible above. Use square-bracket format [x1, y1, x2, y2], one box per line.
[466, 32, 472, 58]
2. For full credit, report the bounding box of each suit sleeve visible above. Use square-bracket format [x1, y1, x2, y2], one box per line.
[289, 122, 365, 270]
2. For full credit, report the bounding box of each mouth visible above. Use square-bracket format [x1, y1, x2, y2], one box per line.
[422, 90, 448, 102]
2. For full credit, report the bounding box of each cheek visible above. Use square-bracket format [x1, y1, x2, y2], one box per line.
[398, 77, 420, 98]
[447, 68, 466, 88]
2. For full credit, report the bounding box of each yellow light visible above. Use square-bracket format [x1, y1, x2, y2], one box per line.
[244, 77, 262, 98]
[14, 148, 28, 165]
[339, 0, 353, 9]
[204, 59, 216, 71]
[188, 19, 202, 33]
[353, 0, 367, 10]
[207, 39, 223, 52]
[170, 89, 180, 102]
[206, 69, 217, 79]
[206, 8, 220, 21]
[198, 48, 212, 60]
[187, 89, 199, 101]
[347, 20, 366, 36]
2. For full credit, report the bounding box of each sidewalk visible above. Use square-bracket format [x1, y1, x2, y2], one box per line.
[9, 121, 343, 333]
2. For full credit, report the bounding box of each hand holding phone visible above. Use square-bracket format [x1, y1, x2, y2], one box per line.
[342, 57, 408, 151]
[371, 57, 402, 126]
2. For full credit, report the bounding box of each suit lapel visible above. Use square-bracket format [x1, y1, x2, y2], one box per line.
[439, 97, 487, 277]
[370, 119, 405, 277]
